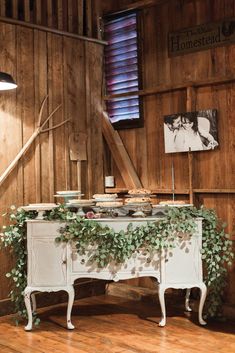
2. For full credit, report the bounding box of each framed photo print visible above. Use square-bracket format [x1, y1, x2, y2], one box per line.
[163, 109, 218, 153]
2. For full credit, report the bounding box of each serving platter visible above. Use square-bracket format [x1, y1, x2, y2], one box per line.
[56, 190, 81, 195]
[159, 203, 193, 207]
[20, 204, 59, 219]
[95, 204, 123, 209]
[66, 202, 94, 207]
[67, 199, 94, 204]
[125, 194, 152, 198]
[93, 198, 122, 202]
[123, 202, 151, 207]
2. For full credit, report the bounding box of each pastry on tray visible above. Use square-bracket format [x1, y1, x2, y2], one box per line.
[125, 197, 151, 204]
[128, 188, 151, 195]
[93, 193, 118, 199]
[96, 201, 123, 207]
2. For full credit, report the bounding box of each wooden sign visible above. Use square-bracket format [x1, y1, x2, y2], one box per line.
[168, 18, 235, 56]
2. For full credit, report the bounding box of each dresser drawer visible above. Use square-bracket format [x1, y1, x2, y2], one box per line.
[27, 221, 65, 237]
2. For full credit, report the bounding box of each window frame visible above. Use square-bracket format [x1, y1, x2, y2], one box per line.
[103, 10, 143, 130]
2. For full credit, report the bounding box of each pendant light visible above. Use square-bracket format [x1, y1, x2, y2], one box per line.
[0, 72, 17, 90]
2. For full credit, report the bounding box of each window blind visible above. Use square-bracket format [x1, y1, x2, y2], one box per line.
[104, 12, 142, 129]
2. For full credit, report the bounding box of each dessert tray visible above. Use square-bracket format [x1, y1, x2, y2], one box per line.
[158, 203, 193, 207]
[93, 198, 120, 202]
[124, 202, 151, 207]
[20, 203, 59, 219]
[56, 190, 81, 195]
[54, 192, 84, 202]
[66, 199, 95, 207]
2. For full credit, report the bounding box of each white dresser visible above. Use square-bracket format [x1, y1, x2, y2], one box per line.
[24, 218, 207, 330]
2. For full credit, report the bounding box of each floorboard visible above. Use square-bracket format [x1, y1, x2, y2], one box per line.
[0, 294, 234, 353]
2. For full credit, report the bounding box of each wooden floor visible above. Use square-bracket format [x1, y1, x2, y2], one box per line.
[0, 294, 234, 353]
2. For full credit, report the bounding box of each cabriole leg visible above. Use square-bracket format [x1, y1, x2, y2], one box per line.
[158, 285, 167, 327]
[66, 286, 75, 329]
[24, 287, 33, 331]
[31, 293, 37, 313]
[198, 283, 207, 325]
[185, 288, 192, 312]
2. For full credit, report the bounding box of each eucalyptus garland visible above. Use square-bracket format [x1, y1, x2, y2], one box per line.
[0, 205, 233, 324]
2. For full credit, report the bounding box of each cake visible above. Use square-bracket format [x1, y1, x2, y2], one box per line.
[125, 197, 151, 204]
[128, 188, 151, 195]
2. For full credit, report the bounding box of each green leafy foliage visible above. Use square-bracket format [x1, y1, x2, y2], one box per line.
[0, 205, 233, 323]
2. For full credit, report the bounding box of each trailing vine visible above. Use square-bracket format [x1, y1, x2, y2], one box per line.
[0, 205, 233, 324]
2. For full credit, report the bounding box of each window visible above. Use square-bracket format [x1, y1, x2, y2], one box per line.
[103, 11, 143, 129]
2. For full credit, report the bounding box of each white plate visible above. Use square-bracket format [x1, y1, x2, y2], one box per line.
[167, 204, 193, 207]
[54, 194, 84, 198]
[124, 202, 151, 207]
[29, 203, 57, 207]
[125, 194, 152, 198]
[96, 204, 123, 208]
[56, 190, 81, 195]
[21, 204, 59, 211]
[93, 198, 121, 202]
[66, 203, 94, 208]
[67, 199, 94, 204]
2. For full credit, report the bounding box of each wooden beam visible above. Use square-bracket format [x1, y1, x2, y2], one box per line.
[24, 0, 30, 22]
[186, 86, 196, 205]
[0, 17, 107, 45]
[77, 0, 84, 35]
[35, 0, 42, 24]
[85, 0, 92, 36]
[104, 76, 235, 101]
[0, 1, 6, 16]
[102, 112, 143, 189]
[57, 0, 63, 30]
[105, 188, 190, 194]
[47, 0, 53, 27]
[12, 0, 18, 19]
[151, 188, 190, 194]
[193, 189, 235, 194]
[102, 0, 169, 15]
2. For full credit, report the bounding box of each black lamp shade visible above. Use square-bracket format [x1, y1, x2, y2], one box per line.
[0, 72, 17, 90]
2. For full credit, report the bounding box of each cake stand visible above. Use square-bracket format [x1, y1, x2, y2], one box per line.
[20, 204, 59, 219]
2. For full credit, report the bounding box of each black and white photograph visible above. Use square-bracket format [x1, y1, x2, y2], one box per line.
[163, 109, 219, 153]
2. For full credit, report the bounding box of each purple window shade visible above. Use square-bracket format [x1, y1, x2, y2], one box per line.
[104, 12, 141, 128]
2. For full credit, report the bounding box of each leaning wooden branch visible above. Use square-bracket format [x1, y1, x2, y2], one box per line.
[0, 95, 69, 188]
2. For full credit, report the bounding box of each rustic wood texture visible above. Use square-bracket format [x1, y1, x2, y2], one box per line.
[0, 0, 90, 36]
[102, 113, 143, 189]
[85, 42, 104, 197]
[0, 20, 104, 301]
[0, 294, 235, 352]
[0, 0, 234, 316]
[95, 0, 235, 306]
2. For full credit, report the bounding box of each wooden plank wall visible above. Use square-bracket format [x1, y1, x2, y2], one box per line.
[0, 0, 94, 36]
[0, 21, 104, 303]
[94, 0, 235, 306]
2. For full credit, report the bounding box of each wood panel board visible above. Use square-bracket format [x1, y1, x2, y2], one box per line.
[48, 33, 67, 197]
[85, 42, 104, 196]
[0, 22, 18, 300]
[63, 37, 86, 191]
[16, 26, 36, 205]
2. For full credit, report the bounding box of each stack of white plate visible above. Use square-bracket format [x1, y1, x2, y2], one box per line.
[54, 190, 83, 202]
[67, 199, 94, 207]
